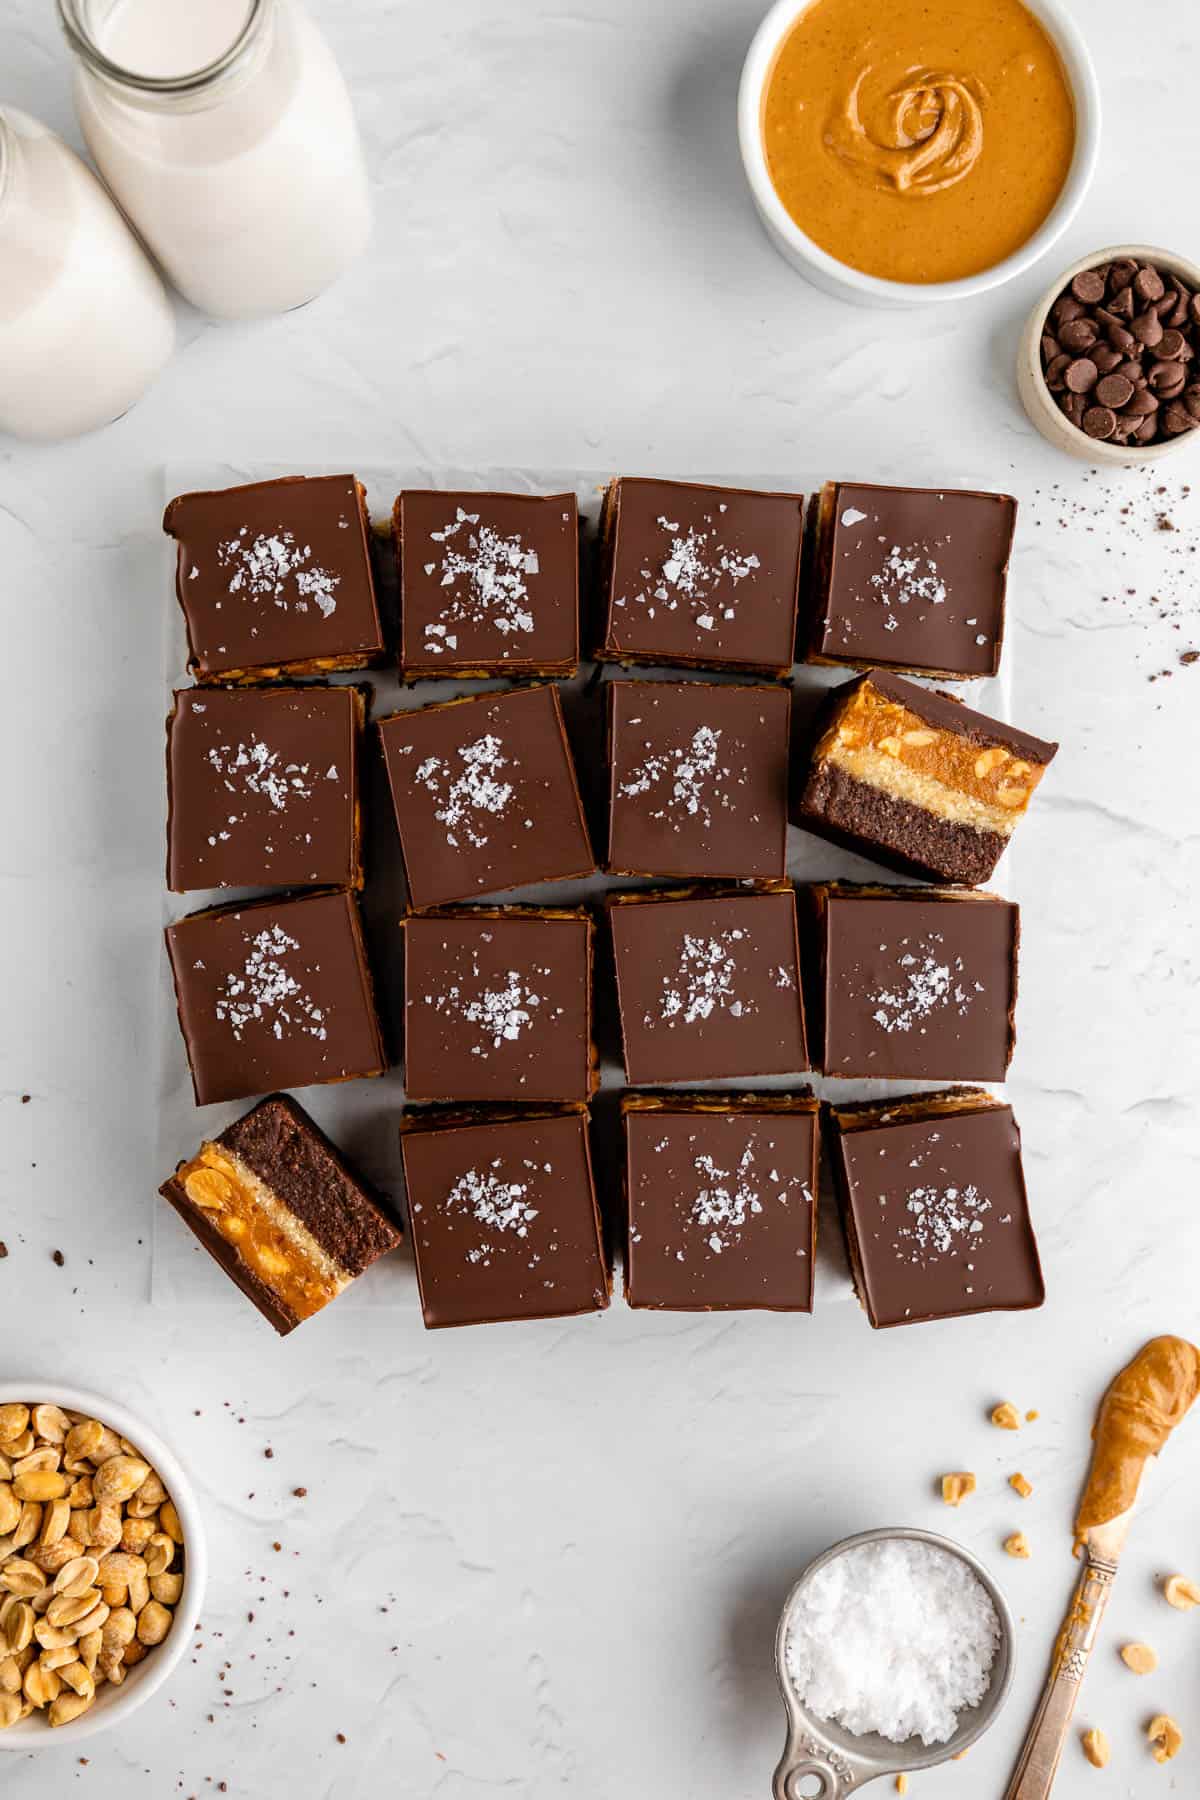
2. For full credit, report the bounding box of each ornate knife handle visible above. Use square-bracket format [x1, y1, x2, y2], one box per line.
[1003, 1553, 1118, 1799]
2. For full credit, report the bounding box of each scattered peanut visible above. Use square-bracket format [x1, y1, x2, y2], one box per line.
[0, 1403, 185, 1731]
[1163, 1574, 1200, 1611]
[1010, 1473, 1033, 1499]
[1147, 1714, 1182, 1763]
[990, 1402, 1021, 1431]
[1081, 1727, 1109, 1769]
[896, 1778, 909, 1795]
[1120, 1642, 1158, 1675]
[940, 1472, 977, 1507]
[1003, 1532, 1031, 1559]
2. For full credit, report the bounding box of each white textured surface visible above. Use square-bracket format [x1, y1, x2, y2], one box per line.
[1, 2, 1199, 1796]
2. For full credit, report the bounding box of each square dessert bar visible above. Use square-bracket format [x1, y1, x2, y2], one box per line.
[403, 906, 595, 1104]
[826, 1089, 1044, 1330]
[399, 1107, 610, 1328]
[165, 888, 386, 1106]
[605, 679, 791, 881]
[796, 670, 1058, 886]
[396, 490, 579, 680]
[607, 884, 808, 1084]
[596, 477, 804, 676]
[808, 884, 1018, 1081]
[622, 1093, 818, 1312]
[160, 1094, 401, 1336]
[378, 683, 594, 909]
[802, 481, 1015, 678]
[167, 684, 365, 893]
[164, 474, 385, 683]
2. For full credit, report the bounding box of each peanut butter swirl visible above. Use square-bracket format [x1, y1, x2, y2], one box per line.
[1075, 1336, 1200, 1540]
[827, 65, 987, 197]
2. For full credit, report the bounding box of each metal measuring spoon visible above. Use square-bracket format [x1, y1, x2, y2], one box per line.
[772, 1526, 1016, 1798]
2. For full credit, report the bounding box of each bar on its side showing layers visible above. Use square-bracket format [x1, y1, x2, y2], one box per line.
[622, 1092, 818, 1312]
[795, 670, 1058, 886]
[160, 1095, 402, 1335]
[825, 1087, 1044, 1330]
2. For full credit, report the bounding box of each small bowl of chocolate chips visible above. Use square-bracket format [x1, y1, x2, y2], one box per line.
[1018, 243, 1200, 463]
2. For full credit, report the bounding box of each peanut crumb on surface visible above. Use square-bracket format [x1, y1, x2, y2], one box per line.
[1003, 1531, 1031, 1559]
[940, 1472, 976, 1507]
[1148, 1715, 1182, 1763]
[1120, 1642, 1158, 1675]
[1163, 1574, 1200, 1610]
[1081, 1727, 1110, 1768]
[990, 1402, 1021, 1431]
[1010, 1473, 1033, 1499]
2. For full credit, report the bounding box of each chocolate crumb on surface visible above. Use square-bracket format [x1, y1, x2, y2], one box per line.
[51, 1249, 64, 1266]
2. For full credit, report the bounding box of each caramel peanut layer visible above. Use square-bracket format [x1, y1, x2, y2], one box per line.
[816, 682, 1048, 837]
[180, 1145, 351, 1321]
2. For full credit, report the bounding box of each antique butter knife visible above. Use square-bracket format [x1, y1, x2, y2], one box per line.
[1004, 1336, 1200, 1800]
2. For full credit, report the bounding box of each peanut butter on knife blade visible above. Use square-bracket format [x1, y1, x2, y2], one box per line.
[1075, 1335, 1200, 1545]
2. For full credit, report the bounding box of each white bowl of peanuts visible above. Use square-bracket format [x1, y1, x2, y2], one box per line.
[0, 1385, 206, 1748]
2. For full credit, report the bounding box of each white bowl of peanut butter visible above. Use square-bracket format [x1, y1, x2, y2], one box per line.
[739, 0, 1100, 307]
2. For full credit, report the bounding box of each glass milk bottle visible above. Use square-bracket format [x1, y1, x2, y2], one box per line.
[0, 106, 174, 441]
[57, 0, 373, 320]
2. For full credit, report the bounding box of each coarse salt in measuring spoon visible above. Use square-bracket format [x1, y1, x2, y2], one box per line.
[785, 1537, 1000, 1746]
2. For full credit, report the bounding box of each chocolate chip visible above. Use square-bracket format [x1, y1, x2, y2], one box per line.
[1107, 258, 1138, 291]
[1163, 401, 1198, 436]
[1107, 324, 1138, 356]
[1115, 358, 1145, 382]
[1191, 293, 1200, 327]
[1060, 391, 1088, 427]
[1041, 332, 1061, 363]
[1134, 266, 1165, 303]
[1065, 357, 1099, 393]
[1131, 309, 1164, 348]
[1045, 352, 1072, 391]
[1091, 345, 1122, 374]
[1166, 293, 1191, 329]
[1123, 386, 1160, 417]
[1153, 328, 1188, 361]
[1108, 285, 1135, 320]
[1072, 269, 1106, 304]
[1095, 373, 1134, 409]
[1185, 384, 1200, 422]
[1053, 295, 1085, 325]
[1134, 413, 1159, 444]
[1082, 405, 1117, 439]
[1149, 361, 1187, 398]
[1058, 317, 1098, 352]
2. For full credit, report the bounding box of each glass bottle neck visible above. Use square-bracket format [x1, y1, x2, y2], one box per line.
[56, 0, 271, 102]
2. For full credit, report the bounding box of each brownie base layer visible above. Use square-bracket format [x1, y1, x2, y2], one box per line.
[798, 763, 1006, 886]
[221, 1095, 401, 1276]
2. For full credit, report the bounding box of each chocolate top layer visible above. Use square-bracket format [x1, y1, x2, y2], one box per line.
[816, 886, 1018, 1080]
[167, 685, 362, 893]
[854, 671, 1059, 762]
[397, 491, 578, 674]
[165, 889, 385, 1106]
[218, 1094, 401, 1276]
[812, 482, 1015, 676]
[403, 908, 593, 1103]
[378, 684, 594, 908]
[400, 1110, 610, 1328]
[600, 478, 804, 671]
[831, 1095, 1044, 1328]
[164, 475, 384, 678]
[624, 1097, 817, 1310]
[606, 680, 790, 880]
[608, 886, 808, 1083]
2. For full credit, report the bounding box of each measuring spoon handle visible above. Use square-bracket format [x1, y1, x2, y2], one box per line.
[1003, 1552, 1118, 1799]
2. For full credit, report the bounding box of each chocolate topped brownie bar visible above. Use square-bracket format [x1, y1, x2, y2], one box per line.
[378, 684, 594, 909]
[826, 1088, 1044, 1329]
[164, 474, 385, 683]
[402, 906, 595, 1103]
[622, 1093, 818, 1312]
[607, 884, 808, 1084]
[808, 884, 1018, 1081]
[596, 478, 804, 675]
[396, 491, 579, 679]
[605, 679, 790, 881]
[399, 1107, 610, 1328]
[160, 1094, 401, 1335]
[167, 684, 365, 893]
[802, 481, 1015, 678]
[165, 888, 386, 1106]
[796, 670, 1058, 886]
